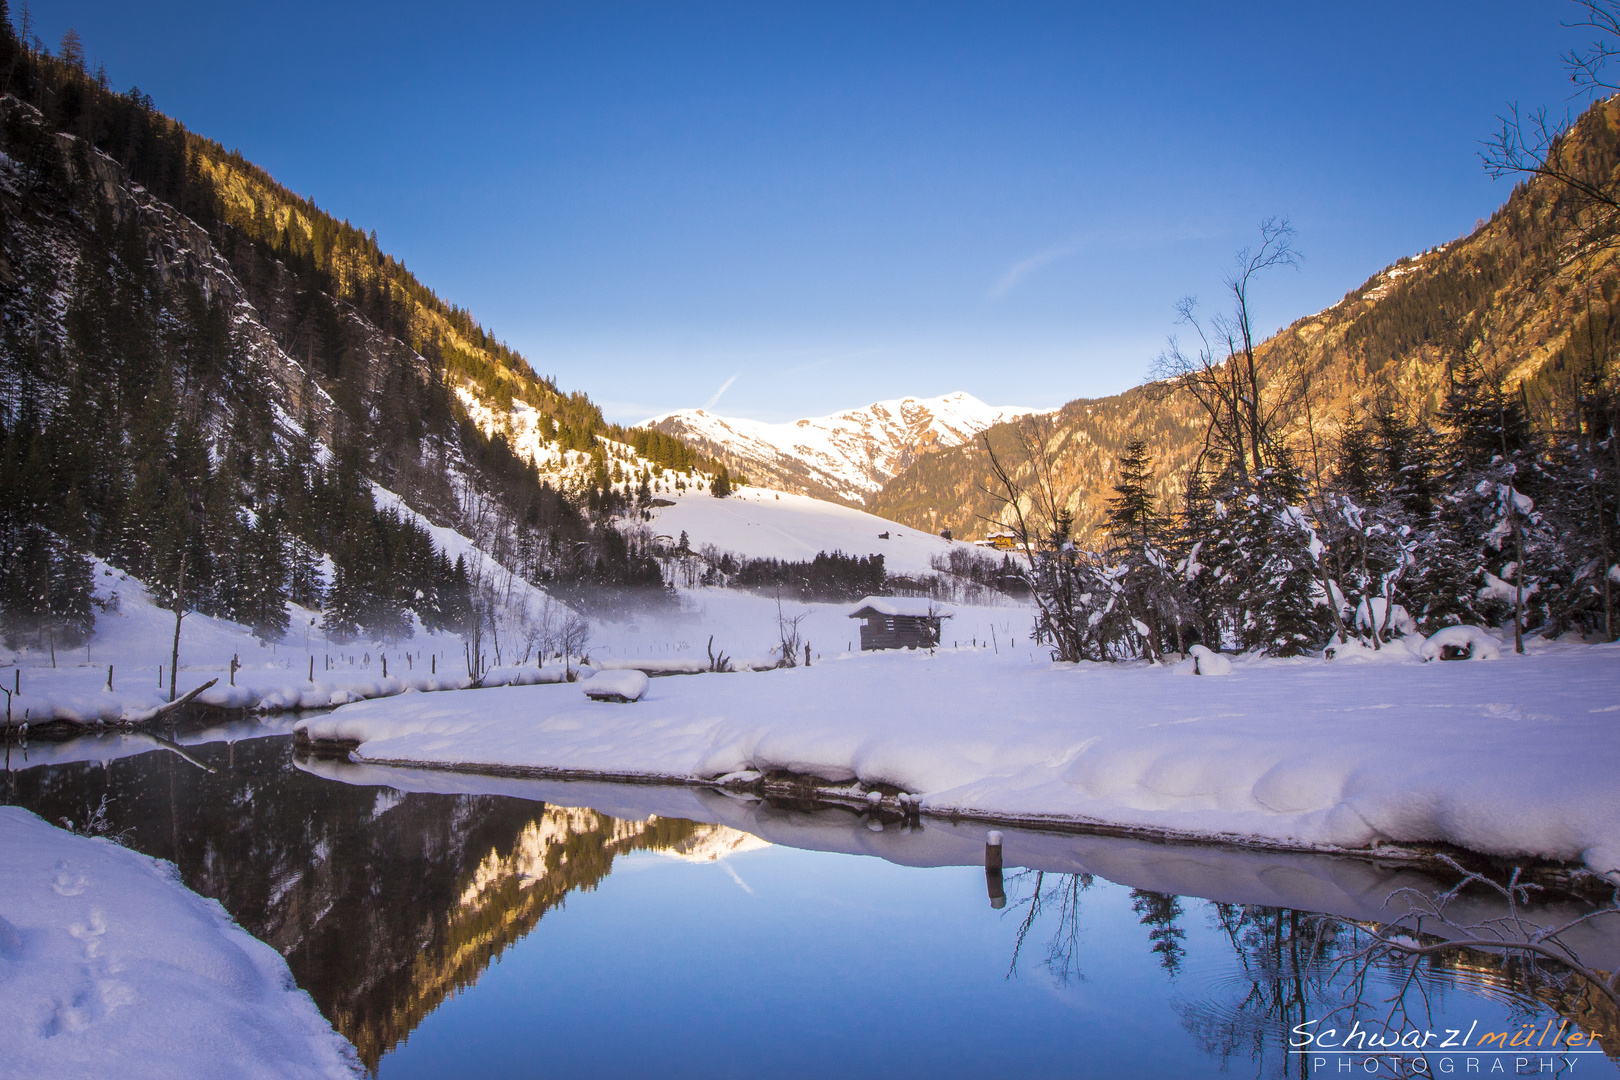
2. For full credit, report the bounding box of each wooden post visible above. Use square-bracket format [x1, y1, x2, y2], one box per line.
[229, 654, 239, 687]
[308, 656, 314, 683]
[985, 830, 1006, 909]
[382, 655, 387, 678]
[158, 664, 163, 688]
[431, 654, 436, 675]
[106, 665, 113, 692]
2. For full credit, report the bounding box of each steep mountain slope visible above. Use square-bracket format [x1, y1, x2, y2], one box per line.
[643, 392, 1035, 506]
[870, 98, 1620, 542]
[0, 29, 686, 650]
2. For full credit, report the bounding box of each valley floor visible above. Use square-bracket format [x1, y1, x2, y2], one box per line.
[296, 630, 1620, 879]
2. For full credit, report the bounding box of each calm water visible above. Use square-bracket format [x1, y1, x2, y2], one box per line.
[6, 723, 1617, 1079]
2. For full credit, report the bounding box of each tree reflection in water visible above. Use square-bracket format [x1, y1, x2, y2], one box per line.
[1001, 869, 1613, 1080]
[1181, 904, 1346, 1079]
[1004, 869, 1094, 983]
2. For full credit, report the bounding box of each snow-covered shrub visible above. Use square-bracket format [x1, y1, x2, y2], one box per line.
[1418, 625, 1502, 661]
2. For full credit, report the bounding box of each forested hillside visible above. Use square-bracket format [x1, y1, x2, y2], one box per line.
[0, 15, 698, 650]
[870, 97, 1620, 545]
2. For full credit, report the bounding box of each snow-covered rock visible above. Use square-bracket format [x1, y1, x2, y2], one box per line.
[1187, 644, 1232, 676]
[0, 808, 359, 1080]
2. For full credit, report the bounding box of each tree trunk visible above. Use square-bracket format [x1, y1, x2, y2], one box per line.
[169, 551, 187, 703]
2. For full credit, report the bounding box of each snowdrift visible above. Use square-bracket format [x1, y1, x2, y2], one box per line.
[0, 808, 359, 1080]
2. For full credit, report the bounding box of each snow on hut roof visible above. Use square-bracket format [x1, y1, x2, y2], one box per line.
[847, 597, 953, 619]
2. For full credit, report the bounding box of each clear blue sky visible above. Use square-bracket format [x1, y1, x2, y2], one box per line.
[23, 2, 1584, 422]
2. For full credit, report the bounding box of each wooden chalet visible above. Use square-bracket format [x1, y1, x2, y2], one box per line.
[848, 596, 952, 651]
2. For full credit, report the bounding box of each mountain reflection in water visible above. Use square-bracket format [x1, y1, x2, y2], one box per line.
[6, 734, 722, 1070]
[5, 730, 1618, 1079]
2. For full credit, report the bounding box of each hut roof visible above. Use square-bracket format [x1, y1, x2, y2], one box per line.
[847, 597, 954, 620]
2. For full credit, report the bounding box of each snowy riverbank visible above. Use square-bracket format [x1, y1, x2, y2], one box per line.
[0, 807, 359, 1079]
[295, 636, 1620, 877]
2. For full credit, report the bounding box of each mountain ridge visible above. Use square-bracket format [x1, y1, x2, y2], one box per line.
[867, 99, 1620, 541]
[643, 391, 1038, 508]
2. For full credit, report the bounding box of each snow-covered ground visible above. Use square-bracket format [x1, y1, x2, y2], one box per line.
[0, 559, 572, 726]
[0, 539, 1021, 724]
[0, 807, 359, 1079]
[644, 485, 959, 574]
[296, 631, 1620, 877]
[586, 588, 1025, 671]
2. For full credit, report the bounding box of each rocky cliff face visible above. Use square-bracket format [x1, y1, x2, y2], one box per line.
[643, 391, 1035, 506]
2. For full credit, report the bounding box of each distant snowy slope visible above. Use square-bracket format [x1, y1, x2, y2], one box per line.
[644, 487, 957, 575]
[642, 392, 1037, 505]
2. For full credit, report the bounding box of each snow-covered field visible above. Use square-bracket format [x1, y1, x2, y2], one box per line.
[0, 559, 562, 725]
[644, 485, 959, 574]
[297, 632, 1620, 877]
[0, 807, 359, 1079]
[0, 552, 1022, 724]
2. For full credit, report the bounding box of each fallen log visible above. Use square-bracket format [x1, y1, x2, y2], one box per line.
[133, 678, 219, 725]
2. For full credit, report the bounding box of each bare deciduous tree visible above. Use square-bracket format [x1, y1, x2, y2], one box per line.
[1151, 219, 1302, 488]
[1482, 1, 1620, 260]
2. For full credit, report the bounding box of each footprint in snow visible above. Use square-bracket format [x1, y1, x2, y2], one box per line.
[68, 910, 107, 959]
[51, 862, 88, 897]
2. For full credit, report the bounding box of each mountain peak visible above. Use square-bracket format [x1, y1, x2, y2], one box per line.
[641, 392, 1039, 506]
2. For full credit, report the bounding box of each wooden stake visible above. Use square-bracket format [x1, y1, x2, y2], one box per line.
[106, 665, 113, 692]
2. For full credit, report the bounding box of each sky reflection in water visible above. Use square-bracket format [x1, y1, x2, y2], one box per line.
[5, 730, 1615, 1080]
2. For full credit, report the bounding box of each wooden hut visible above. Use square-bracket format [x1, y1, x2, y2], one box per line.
[848, 597, 952, 651]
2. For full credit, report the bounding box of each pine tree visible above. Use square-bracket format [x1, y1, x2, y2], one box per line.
[711, 466, 732, 498]
[1104, 439, 1181, 656]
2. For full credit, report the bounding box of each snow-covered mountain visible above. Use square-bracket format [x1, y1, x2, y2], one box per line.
[640, 392, 1037, 506]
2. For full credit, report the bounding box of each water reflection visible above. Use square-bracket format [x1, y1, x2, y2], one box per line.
[995, 865, 1619, 1079]
[5, 734, 1618, 1079]
[5, 735, 722, 1070]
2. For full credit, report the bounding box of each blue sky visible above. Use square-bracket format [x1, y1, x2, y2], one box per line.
[25, 2, 1582, 422]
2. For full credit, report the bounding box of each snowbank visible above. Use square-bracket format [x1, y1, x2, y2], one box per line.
[295, 639, 1620, 876]
[1420, 624, 1503, 661]
[0, 807, 358, 1080]
[581, 669, 649, 702]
